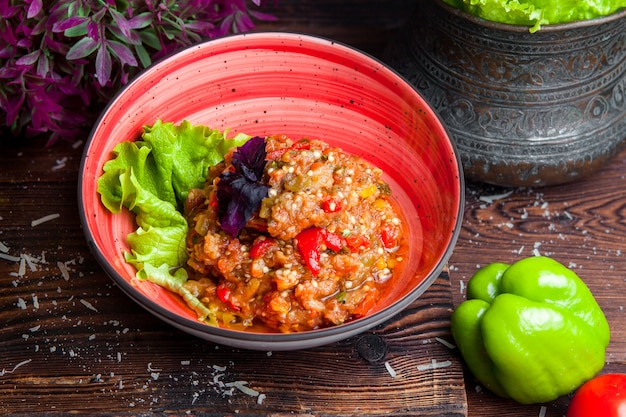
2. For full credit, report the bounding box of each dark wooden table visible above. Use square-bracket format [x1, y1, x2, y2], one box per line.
[2, 1, 625, 416]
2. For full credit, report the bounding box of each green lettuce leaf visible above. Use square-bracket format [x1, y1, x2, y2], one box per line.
[139, 263, 217, 326]
[442, 0, 626, 32]
[96, 120, 250, 323]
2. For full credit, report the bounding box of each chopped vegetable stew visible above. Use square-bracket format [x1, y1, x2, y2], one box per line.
[184, 135, 408, 332]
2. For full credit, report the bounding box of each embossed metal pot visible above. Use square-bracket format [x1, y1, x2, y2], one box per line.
[386, 0, 626, 186]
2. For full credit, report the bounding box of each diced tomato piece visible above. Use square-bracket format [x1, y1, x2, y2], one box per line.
[266, 149, 287, 160]
[345, 234, 371, 252]
[321, 196, 343, 213]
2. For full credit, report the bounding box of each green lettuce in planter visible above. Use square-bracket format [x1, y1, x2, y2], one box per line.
[441, 0, 626, 32]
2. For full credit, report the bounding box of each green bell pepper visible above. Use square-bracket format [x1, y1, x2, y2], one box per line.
[451, 256, 610, 404]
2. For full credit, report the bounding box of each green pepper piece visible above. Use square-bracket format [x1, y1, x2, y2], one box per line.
[452, 256, 610, 404]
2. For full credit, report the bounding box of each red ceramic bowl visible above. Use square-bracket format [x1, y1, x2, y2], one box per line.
[79, 32, 464, 350]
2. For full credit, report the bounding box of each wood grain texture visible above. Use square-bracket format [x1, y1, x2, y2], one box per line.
[3, 1, 626, 415]
[0, 139, 466, 416]
[254, 0, 416, 57]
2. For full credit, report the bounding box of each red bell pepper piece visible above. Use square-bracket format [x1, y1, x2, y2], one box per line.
[216, 283, 241, 311]
[295, 226, 344, 275]
[295, 227, 323, 275]
[249, 236, 277, 259]
[322, 229, 344, 252]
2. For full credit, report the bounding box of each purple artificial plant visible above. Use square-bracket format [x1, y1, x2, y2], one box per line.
[0, 0, 276, 145]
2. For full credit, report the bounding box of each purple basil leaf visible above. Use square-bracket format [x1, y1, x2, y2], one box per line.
[66, 36, 99, 60]
[3, 93, 25, 126]
[108, 24, 142, 46]
[17, 37, 33, 48]
[0, 66, 22, 79]
[87, 21, 99, 40]
[217, 137, 269, 237]
[15, 50, 40, 66]
[91, 7, 107, 22]
[95, 43, 112, 86]
[217, 172, 269, 237]
[108, 8, 132, 39]
[134, 44, 151, 67]
[232, 136, 267, 182]
[107, 40, 138, 67]
[36, 53, 49, 77]
[234, 12, 256, 33]
[48, 1, 71, 23]
[184, 20, 214, 33]
[217, 173, 248, 237]
[52, 16, 89, 32]
[249, 10, 278, 21]
[128, 12, 153, 29]
[27, 0, 42, 19]
[43, 35, 69, 54]
[0, 45, 13, 59]
[218, 15, 235, 36]
[0, 2, 22, 18]
[0, 20, 16, 44]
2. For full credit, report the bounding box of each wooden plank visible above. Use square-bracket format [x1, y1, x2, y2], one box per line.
[0, 140, 467, 416]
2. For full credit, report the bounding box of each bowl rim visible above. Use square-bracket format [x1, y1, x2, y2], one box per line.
[77, 31, 465, 350]
[435, 0, 626, 33]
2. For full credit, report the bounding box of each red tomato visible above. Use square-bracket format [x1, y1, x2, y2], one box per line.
[567, 374, 626, 417]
